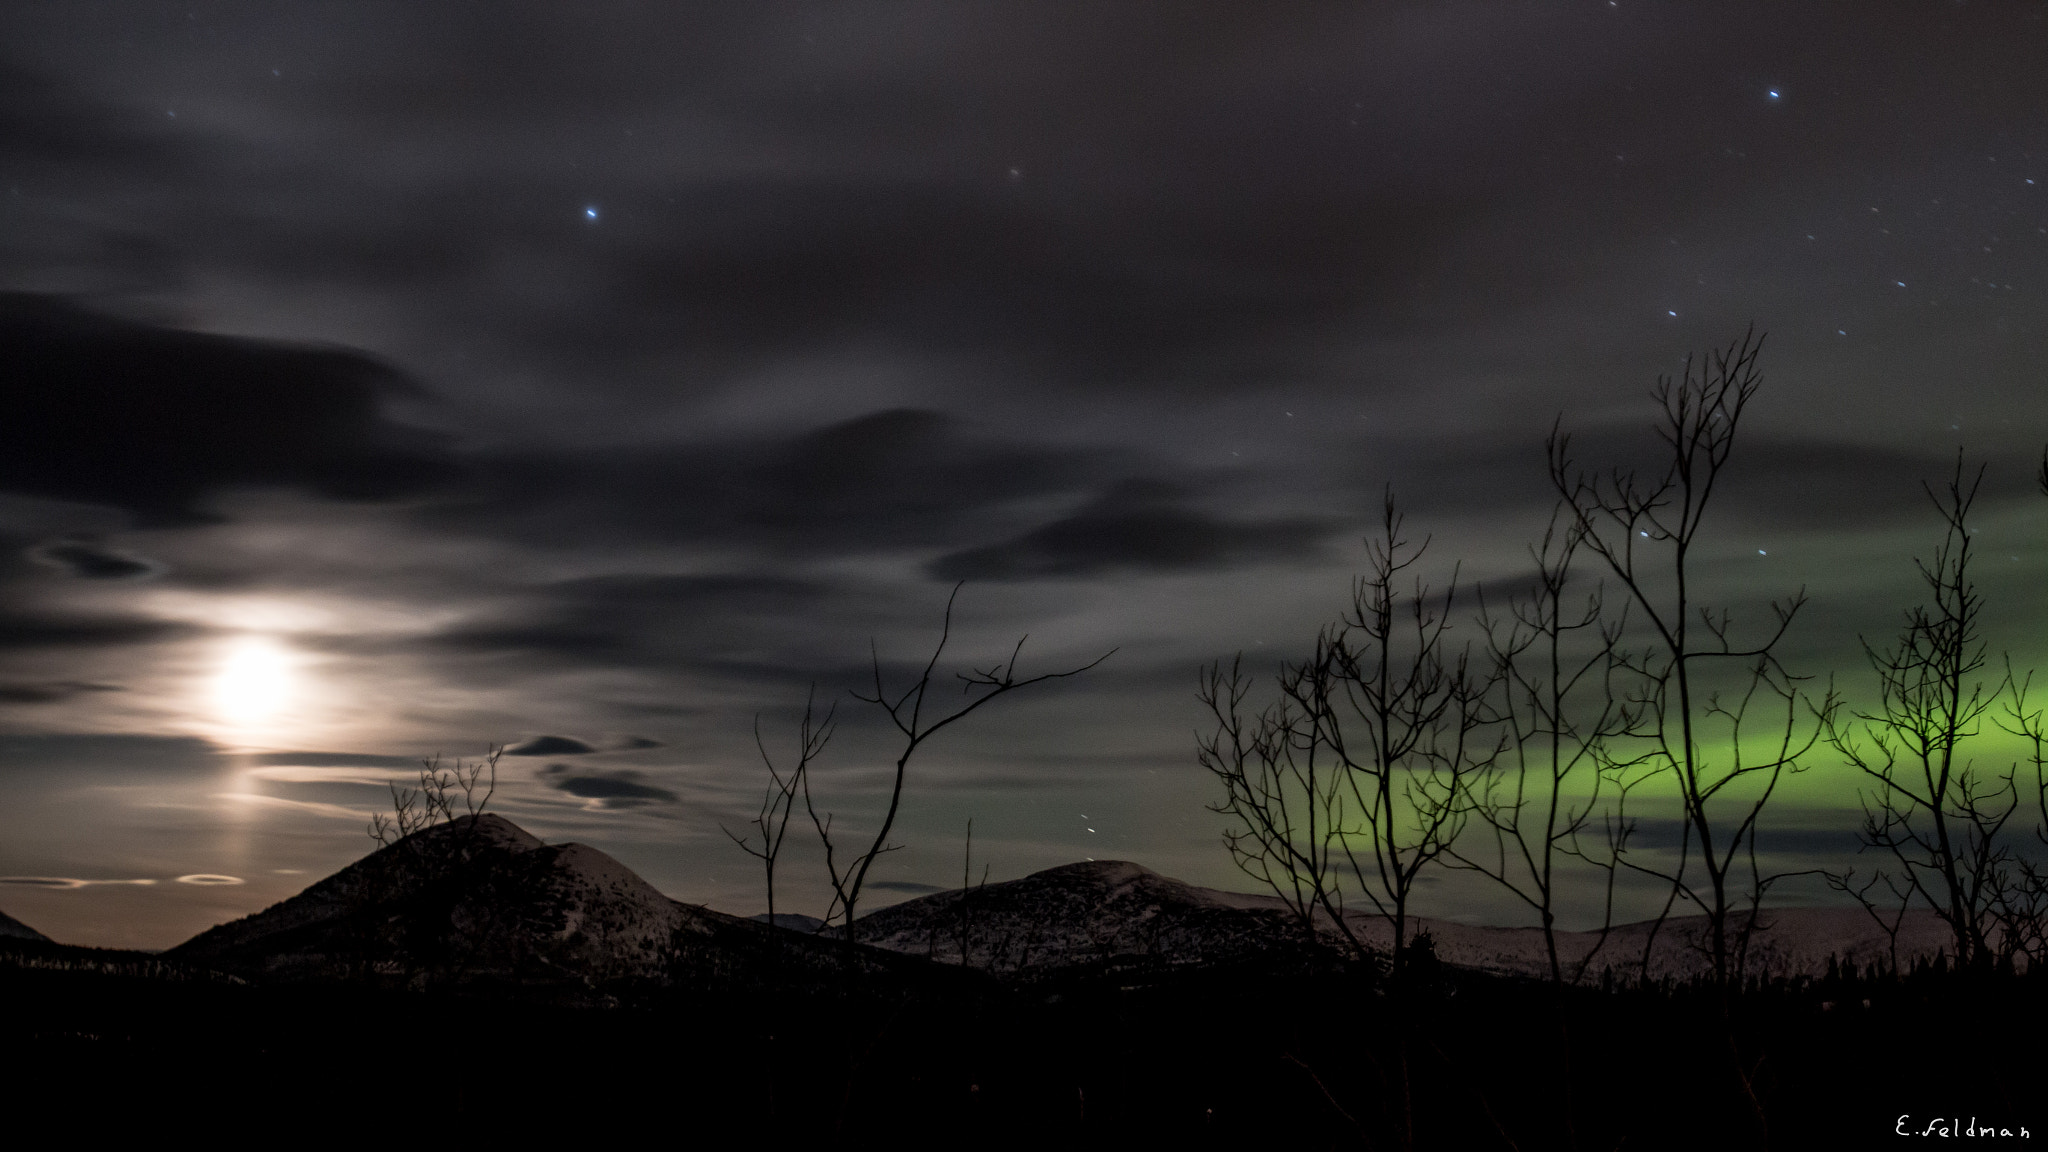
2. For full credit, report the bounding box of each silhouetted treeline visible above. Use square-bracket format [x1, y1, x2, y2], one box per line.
[4, 935, 2040, 1149]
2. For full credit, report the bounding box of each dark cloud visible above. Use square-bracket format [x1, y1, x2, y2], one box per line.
[244, 752, 422, 769]
[0, 610, 192, 652]
[27, 539, 163, 581]
[1364, 417, 1980, 534]
[419, 574, 846, 686]
[504, 735, 596, 757]
[929, 479, 1333, 581]
[536, 762, 677, 808]
[1714, 437, 2005, 532]
[443, 409, 1117, 554]
[0, 294, 456, 525]
[555, 180, 1479, 391]
[0, 680, 121, 705]
[0, 61, 177, 174]
[0, 734, 219, 772]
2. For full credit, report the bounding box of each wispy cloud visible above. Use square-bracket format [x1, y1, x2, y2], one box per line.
[212, 792, 370, 820]
[0, 876, 157, 889]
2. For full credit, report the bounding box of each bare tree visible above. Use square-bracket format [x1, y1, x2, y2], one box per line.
[1449, 507, 1642, 986]
[1200, 491, 1494, 978]
[1990, 447, 2048, 971]
[1549, 328, 1836, 989]
[1976, 450, 2048, 972]
[952, 818, 993, 968]
[726, 687, 835, 940]
[350, 747, 501, 982]
[1995, 668, 2048, 971]
[801, 583, 1112, 948]
[1545, 330, 1845, 1152]
[1825, 457, 2023, 972]
[368, 747, 500, 847]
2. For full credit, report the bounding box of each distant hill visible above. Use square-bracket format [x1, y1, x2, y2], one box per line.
[850, 859, 1956, 982]
[167, 814, 926, 1000]
[851, 859, 1319, 976]
[0, 907, 50, 943]
[162, 815, 1956, 996]
[751, 911, 826, 933]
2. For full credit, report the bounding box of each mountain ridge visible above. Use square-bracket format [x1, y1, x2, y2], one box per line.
[851, 857, 1956, 982]
[157, 817, 1957, 990]
[0, 906, 50, 943]
[165, 814, 928, 997]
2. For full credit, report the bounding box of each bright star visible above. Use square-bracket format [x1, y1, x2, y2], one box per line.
[1768, 89, 1780, 99]
[584, 205, 599, 220]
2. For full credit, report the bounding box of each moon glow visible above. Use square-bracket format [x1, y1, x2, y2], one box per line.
[210, 636, 295, 728]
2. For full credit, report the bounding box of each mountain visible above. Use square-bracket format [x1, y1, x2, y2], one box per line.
[168, 814, 912, 998]
[751, 911, 827, 933]
[165, 815, 1956, 997]
[851, 859, 1955, 982]
[0, 907, 51, 943]
[850, 859, 1321, 975]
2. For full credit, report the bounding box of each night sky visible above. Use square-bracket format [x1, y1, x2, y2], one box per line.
[3, 1, 2047, 949]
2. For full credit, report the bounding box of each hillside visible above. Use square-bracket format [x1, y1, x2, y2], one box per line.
[167, 814, 921, 998]
[852, 858, 1954, 981]
[0, 907, 50, 943]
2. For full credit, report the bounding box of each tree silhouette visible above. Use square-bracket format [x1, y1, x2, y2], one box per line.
[1200, 491, 1493, 979]
[1450, 507, 1643, 987]
[1825, 456, 2025, 971]
[794, 583, 1112, 948]
[1548, 328, 1836, 989]
[368, 747, 499, 847]
[725, 686, 835, 951]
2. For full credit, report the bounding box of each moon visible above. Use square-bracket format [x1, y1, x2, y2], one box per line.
[210, 636, 295, 727]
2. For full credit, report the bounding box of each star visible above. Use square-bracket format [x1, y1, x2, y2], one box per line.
[584, 205, 600, 221]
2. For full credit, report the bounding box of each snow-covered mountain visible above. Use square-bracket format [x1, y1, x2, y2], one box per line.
[162, 818, 1960, 994]
[851, 859, 1314, 975]
[168, 814, 900, 996]
[851, 859, 1955, 982]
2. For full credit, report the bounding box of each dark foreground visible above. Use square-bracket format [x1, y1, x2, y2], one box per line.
[2, 938, 2040, 1150]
